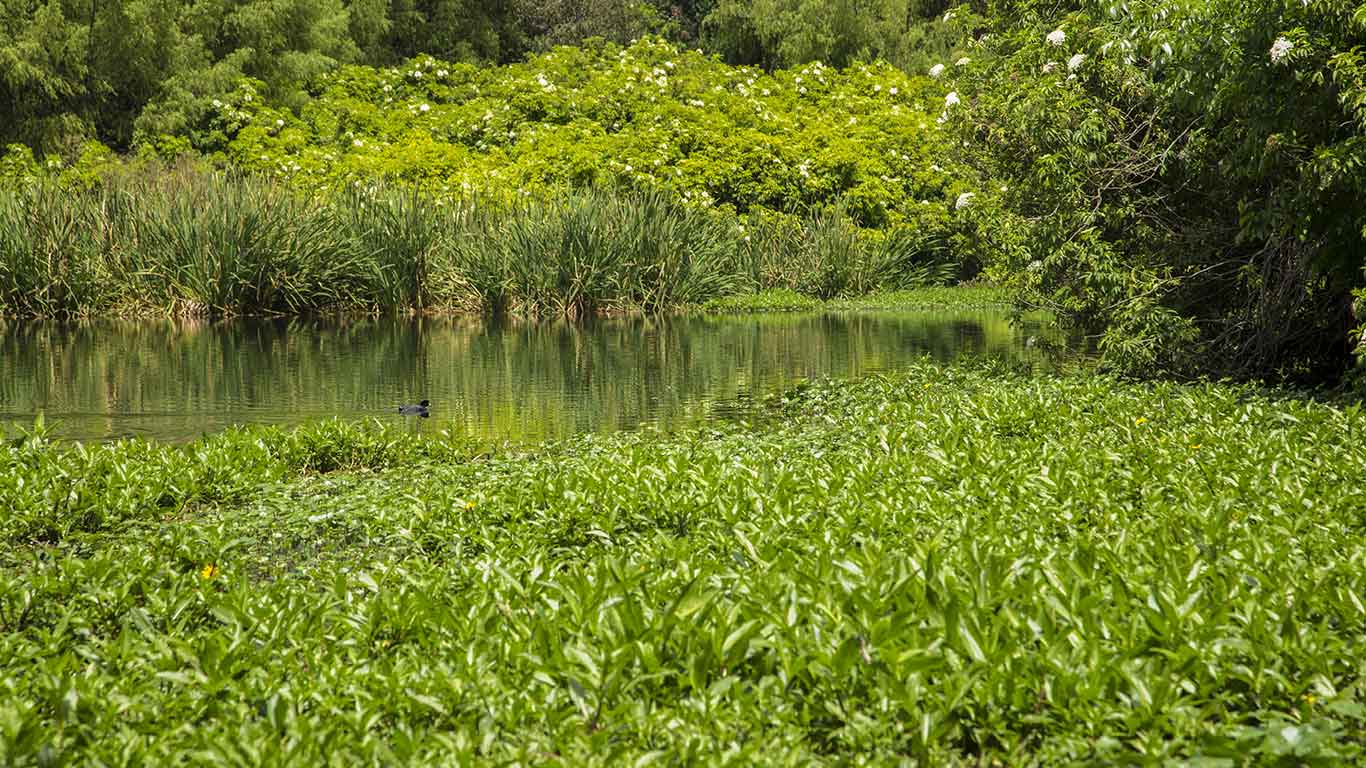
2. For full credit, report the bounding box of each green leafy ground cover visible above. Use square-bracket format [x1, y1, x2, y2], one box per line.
[4, 362, 1365, 764]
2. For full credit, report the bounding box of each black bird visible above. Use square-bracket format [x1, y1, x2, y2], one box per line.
[398, 399, 430, 417]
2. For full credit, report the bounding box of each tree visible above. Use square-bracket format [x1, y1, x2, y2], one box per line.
[950, 0, 1366, 380]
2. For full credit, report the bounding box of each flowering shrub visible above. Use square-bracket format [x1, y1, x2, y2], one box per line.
[196, 38, 964, 232]
[944, 0, 1366, 381]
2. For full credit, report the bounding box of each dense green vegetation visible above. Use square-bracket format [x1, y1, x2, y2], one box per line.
[942, 1, 1366, 382]
[4, 362, 1365, 762]
[6, 1, 1366, 760]
[0, 169, 961, 318]
[0, 0, 956, 152]
[5, 1, 1365, 382]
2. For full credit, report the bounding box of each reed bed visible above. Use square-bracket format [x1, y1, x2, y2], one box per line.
[0, 172, 960, 318]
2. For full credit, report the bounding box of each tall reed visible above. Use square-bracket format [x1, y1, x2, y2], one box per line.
[453, 190, 744, 316]
[0, 184, 115, 317]
[0, 174, 965, 319]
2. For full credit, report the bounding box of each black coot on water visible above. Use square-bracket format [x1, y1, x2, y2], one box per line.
[398, 399, 430, 417]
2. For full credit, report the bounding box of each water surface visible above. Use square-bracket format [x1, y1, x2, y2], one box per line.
[0, 310, 1062, 442]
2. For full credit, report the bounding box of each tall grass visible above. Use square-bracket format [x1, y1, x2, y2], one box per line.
[455, 190, 744, 317]
[0, 171, 964, 319]
[743, 204, 960, 300]
[0, 184, 117, 316]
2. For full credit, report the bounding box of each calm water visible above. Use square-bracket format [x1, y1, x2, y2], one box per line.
[0, 310, 1063, 443]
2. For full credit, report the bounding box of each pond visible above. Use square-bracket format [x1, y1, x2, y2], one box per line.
[0, 308, 1065, 443]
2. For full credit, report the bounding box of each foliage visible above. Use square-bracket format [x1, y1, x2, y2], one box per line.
[944, 0, 1366, 381]
[0, 0, 954, 154]
[3, 362, 1365, 761]
[702, 284, 1008, 312]
[0, 417, 479, 545]
[0, 0, 359, 150]
[0, 169, 964, 319]
[205, 39, 958, 228]
[702, 0, 958, 71]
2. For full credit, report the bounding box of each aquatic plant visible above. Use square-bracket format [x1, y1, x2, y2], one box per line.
[2, 362, 1364, 762]
[0, 174, 959, 319]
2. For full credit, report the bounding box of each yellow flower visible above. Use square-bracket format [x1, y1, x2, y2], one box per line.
[1135, 417, 1148, 425]
[1191, 443, 1203, 451]
[200, 563, 219, 580]
[465, 501, 476, 511]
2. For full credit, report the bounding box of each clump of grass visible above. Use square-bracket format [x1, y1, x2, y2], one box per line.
[336, 185, 449, 313]
[0, 184, 118, 317]
[704, 284, 1011, 314]
[702, 287, 821, 313]
[128, 172, 373, 315]
[454, 189, 743, 316]
[743, 204, 961, 300]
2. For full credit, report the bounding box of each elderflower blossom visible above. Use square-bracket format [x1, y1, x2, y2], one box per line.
[956, 57, 971, 67]
[1047, 30, 1066, 46]
[955, 192, 976, 210]
[1068, 53, 1086, 71]
[929, 63, 946, 78]
[1043, 61, 1057, 73]
[419, 103, 430, 113]
[1270, 37, 1293, 64]
[944, 91, 961, 108]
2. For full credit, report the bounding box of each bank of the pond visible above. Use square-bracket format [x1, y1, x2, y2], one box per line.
[701, 285, 1011, 314]
[0, 174, 965, 320]
[4, 362, 1364, 763]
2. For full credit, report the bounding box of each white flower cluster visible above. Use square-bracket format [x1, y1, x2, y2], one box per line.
[1270, 37, 1293, 65]
[1047, 30, 1066, 46]
[936, 91, 961, 125]
[929, 63, 945, 78]
[955, 192, 975, 210]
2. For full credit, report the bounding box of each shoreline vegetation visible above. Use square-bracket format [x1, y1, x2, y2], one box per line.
[4, 362, 1365, 762]
[0, 170, 964, 321]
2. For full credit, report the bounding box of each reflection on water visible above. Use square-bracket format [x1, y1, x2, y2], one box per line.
[0, 310, 1064, 442]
